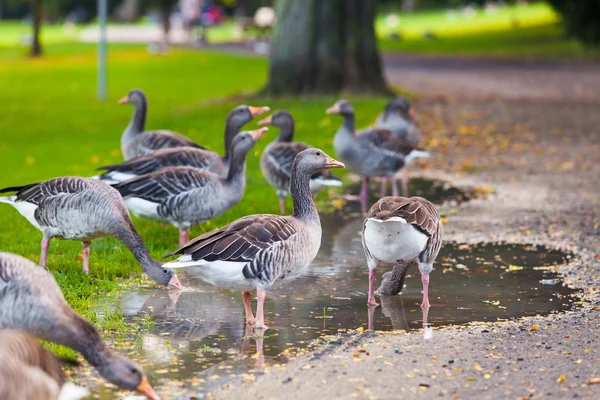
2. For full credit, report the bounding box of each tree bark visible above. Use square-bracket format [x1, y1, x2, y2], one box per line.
[264, 0, 391, 95]
[30, 0, 43, 57]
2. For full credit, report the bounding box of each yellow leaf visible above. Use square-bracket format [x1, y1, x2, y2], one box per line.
[587, 377, 600, 385]
[474, 362, 483, 371]
[441, 217, 448, 225]
[574, 359, 582, 364]
[529, 325, 539, 332]
[557, 375, 566, 383]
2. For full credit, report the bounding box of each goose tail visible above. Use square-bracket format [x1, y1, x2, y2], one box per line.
[404, 149, 430, 165]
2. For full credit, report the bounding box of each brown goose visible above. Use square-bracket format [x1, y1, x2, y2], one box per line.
[0, 330, 89, 400]
[0, 252, 159, 399]
[100, 104, 270, 183]
[362, 196, 442, 308]
[119, 89, 204, 160]
[0, 177, 181, 288]
[163, 149, 345, 329]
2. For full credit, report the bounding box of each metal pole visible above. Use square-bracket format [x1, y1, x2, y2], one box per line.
[97, 0, 108, 100]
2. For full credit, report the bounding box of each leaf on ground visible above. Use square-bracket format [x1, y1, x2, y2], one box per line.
[474, 362, 483, 371]
[587, 377, 600, 385]
[529, 324, 539, 332]
[557, 375, 566, 383]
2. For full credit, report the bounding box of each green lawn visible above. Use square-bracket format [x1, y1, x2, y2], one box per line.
[0, 43, 389, 357]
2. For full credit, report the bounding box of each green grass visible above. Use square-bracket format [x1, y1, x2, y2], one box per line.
[0, 43, 389, 357]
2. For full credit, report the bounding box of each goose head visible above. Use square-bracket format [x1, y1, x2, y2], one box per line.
[98, 351, 159, 400]
[295, 148, 345, 174]
[147, 261, 182, 289]
[118, 89, 146, 108]
[385, 97, 417, 121]
[258, 110, 293, 128]
[326, 100, 354, 118]
[230, 127, 268, 158]
[227, 105, 271, 131]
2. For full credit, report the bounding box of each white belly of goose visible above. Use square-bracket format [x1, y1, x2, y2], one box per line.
[364, 217, 428, 263]
[165, 255, 254, 291]
[123, 197, 161, 220]
[95, 171, 137, 184]
[1, 199, 43, 231]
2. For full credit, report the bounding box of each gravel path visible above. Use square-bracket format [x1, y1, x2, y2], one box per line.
[212, 56, 600, 399]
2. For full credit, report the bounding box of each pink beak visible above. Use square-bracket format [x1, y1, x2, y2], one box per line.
[168, 274, 182, 289]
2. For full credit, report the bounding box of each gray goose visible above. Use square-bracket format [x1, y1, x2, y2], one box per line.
[0, 177, 181, 288]
[99, 104, 270, 183]
[0, 252, 159, 400]
[258, 110, 342, 214]
[162, 149, 345, 329]
[327, 100, 429, 211]
[0, 330, 89, 400]
[375, 97, 422, 197]
[114, 128, 267, 247]
[119, 89, 204, 160]
[362, 196, 442, 309]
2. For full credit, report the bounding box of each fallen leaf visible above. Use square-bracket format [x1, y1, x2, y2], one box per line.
[557, 375, 566, 383]
[529, 325, 539, 332]
[574, 359, 582, 364]
[474, 362, 483, 371]
[587, 377, 600, 385]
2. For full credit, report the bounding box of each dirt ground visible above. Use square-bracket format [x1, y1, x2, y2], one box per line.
[212, 55, 600, 399]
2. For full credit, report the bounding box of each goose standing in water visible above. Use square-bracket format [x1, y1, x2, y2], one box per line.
[0, 330, 89, 400]
[327, 100, 428, 211]
[0, 252, 159, 400]
[258, 110, 342, 214]
[0, 177, 181, 288]
[119, 89, 204, 160]
[375, 97, 423, 197]
[362, 196, 442, 309]
[115, 128, 267, 247]
[162, 149, 345, 329]
[100, 104, 270, 183]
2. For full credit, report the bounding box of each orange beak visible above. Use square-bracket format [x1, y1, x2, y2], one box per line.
[408, 107, 418, 122]
[326, 104, 340, 114]
[136, 376, 159, 400]
[118, 95, 129, 105]
[325, 156, 345, 169]
[248, 106, 270, 118]
[248, 127, 268, 140]
[257, 115, 273, 126]
[168, 274, 182, 289]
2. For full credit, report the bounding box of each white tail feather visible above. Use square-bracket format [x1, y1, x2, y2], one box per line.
[58, 383, 90, 400]
[404, 150, 430, 166]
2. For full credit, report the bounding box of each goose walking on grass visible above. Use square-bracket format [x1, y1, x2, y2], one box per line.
[0, 330, 89, 400]
[119, 89, 204, 160]
[101, 104, 270, 183]
[0, 177, 181, 288]
[362, 196, 442, 308]
[258, 110, 342, 214]
[327, 100, 429, 211]
[114, 128, 268, 247]
[375, 97, 423, 197]
[0, 252, 159, 400]
[162, 149, 345, 329]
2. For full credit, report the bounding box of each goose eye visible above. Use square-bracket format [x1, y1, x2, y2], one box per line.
[130, 368, 137, 374]
[163, 269, 168, 274]
[316, 151, 321, 156]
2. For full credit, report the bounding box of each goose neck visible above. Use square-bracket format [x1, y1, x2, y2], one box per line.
[276, 118, 295, 142]
[223, 119, 242, 162]
[126, 99, 147, 136]
[113, 222, 162, 275]
[291, 165, 318, 221]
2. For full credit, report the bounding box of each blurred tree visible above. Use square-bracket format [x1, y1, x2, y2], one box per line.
[265, 0, 390, 95]
[30, 0, 42, 56]
[547, 0, 600, 45]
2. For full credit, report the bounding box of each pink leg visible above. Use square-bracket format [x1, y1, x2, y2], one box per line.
[179, 229, 189, 247]
[391, 177, 399, 197]
[421, 273, 430, 309]
[255, 335, 265, 367]
[40, 238, 50, 267]
[360, 176, 369, 213]
[401, 168, 409, 197]
[82, 241, 91, 274]
[367, 303, 376, 331]
[279, 198, 286, 215]
[254, 289, 268, 330]
[242, 291, 255, 325]
[380, 178, 387, 198]
[368, 269, 378, 306]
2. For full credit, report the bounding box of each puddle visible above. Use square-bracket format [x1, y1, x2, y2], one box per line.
[85, 213, 580, 399]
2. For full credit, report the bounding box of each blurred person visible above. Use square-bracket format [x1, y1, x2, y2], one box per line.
[181, 0, 202, 43]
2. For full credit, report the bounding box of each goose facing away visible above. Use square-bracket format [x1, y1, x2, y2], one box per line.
[0, 252, 159, 400]
[375, 97, 420, 145]
[97, 104, 270, 183]
[258, 110, 342, 214]
[0, 330, 90, 400]
[362, 196, 442, 308]
[119, 89, 205, 160]
[0, 177, 181, 288]
[163, 148, 345, 329]
[115, 128, 268, 247]
[327, 100, 428, 211]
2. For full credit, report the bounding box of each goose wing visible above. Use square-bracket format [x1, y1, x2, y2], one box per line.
[358, 128, 416, 155]
[0, 177, 96, 205]
[136, 130, 205, 153]
[264, 142, 310, 179]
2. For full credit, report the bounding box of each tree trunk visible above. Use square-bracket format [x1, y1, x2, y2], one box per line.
[160, 0, 178, 45]
[264, 0, 391, 95]
[30, 0, 43, 57]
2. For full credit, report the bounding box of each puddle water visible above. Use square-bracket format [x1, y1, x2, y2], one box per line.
[85, 180, 579, 399]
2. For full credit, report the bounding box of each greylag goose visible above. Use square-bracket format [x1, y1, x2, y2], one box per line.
[0, 252, 159, 400]
[114, 128, 267, 247]
[119, 89, 204, 160]
[375, 97, 422, 197]
[162, 148, 345, 329]
[258, 110, 342, 214]
[100, 104, 270, 183]
[0, 330, 89, 400]
[327, 100, 428, 211]
[0, 177, 181, 288]
[362, 196, 442, 308]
